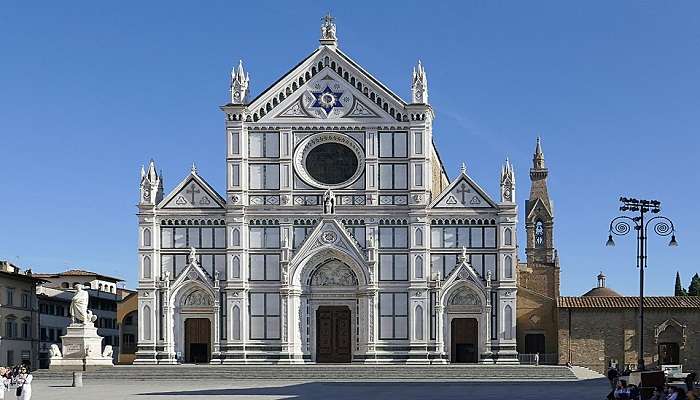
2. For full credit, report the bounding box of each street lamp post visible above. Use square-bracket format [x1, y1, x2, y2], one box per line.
[606, 197, 677, 371]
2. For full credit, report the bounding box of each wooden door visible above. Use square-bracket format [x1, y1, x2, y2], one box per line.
[184, 318, 211, 363]
[316, 306, 351, 363]
[524, 333, 546, 355]
[451, 318, 478, 363]
[658, 342, 680, 365]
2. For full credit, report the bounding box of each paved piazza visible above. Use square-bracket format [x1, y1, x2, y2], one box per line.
[31, 378, 609, 400]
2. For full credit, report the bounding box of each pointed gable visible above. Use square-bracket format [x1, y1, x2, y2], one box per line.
[443, 257, 488, 289]
[526, 198, 553, 221]
[246, 47, 409, 124]
[159, 169, 226, 210]
[431, 172, 497, 209]
[169, 251, 216, 296]
[290, 218, 366, 267]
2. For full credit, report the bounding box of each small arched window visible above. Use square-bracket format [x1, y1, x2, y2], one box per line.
[414, 305, 424, 340]
[504, 305, 513, 340]
[414, 228, 423, 247]
[143, 256, 152, 279]
[504, 255, 513, 279]
[231, 256, 240, 279]
[415, 256, 424, 279]
[231, 228, 240, 247]
[142, 306, 152, 341]
[143, 228, 152, 247]
[535, 220, 545, 248]
[504, 228, 513, 246]
[231, 305, 241, 340]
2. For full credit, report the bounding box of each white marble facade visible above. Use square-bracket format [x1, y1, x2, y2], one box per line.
[135, 15, 518, 364]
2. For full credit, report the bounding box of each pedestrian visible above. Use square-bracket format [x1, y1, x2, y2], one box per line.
[686, 371, 697, 393]
[648, 387, 665, 400]
[14, 365, 32, 400]
[534, 353, 539, 366]
[0, 368, 8, 400]
[608, 365, 621, 390]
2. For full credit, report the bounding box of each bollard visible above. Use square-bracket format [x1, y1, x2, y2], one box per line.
[72, 371, 83, 387]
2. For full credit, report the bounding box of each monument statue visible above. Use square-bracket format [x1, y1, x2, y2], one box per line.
[52, 283, 112, 370]
[70, 284, 90, 324]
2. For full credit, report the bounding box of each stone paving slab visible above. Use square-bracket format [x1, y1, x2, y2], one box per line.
[30, 378, 611, 400]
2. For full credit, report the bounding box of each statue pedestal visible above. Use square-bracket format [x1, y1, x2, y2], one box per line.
[49, 322, 113, 370]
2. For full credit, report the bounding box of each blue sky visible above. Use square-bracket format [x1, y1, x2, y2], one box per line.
[1, 1, 698, 295]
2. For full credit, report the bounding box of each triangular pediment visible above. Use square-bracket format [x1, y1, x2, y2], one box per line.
[170, 253, 215, 296]
[290, 218, 366, 267]
[247, 47, 408, 123]
[526, 198, 553, 221]
[159, 171, 226, 210]
[443, 258, 487, 289]
[431, 173, 497, 209]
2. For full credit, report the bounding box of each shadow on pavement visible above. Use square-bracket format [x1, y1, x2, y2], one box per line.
[138, 379, 610, 400]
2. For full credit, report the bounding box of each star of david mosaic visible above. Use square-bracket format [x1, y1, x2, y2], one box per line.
[311, 86, 343, 113]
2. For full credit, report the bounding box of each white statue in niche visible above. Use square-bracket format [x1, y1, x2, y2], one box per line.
[323, 189, 335, 214]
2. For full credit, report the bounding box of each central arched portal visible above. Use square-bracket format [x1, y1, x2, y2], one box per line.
[303, 257, 360, 364]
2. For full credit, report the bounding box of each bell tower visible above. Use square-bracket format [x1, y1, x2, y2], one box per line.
[525, 137, 555, 266]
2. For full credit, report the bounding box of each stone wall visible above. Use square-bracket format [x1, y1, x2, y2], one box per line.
[516, 289, 558, 355]
[558, 308, 700, 374]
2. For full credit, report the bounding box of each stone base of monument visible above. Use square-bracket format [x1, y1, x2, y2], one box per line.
[49, 323, 113, 370]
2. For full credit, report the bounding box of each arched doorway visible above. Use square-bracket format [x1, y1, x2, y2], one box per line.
[451, 318, 478, 363]
[184, 318, 211, 363]
[441, 281, 488, 364]
[304, 257, 359, 363]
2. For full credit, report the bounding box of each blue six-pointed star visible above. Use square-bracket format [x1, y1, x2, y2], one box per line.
[311, 86, 344, 113]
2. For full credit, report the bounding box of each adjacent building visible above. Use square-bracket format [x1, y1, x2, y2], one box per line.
[136, 15, 519, 365]
[558, 274, 700, 373]
[0, 261, 44, 368]
[117, 290, 138, 364]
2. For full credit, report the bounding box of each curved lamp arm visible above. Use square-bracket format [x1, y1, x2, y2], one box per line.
[645, 216, 678, 246]
[606, 216, 640, 247]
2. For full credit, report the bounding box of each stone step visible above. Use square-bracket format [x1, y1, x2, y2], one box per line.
[34, 365, 578, 381]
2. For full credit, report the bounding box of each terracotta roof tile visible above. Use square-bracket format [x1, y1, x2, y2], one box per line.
[558, 296, 700, 309]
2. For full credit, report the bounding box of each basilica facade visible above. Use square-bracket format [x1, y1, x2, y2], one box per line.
[135, 16, 519, 364]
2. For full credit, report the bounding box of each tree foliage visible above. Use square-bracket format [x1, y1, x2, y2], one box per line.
[674, 271, 687, 296]
[689, 273, 700, 296]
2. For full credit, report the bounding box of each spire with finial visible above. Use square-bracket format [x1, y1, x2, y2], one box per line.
[140, 159, 164, 205]
[460, 162, 467, 175]
[533, 136, 545, 170]
[230, 59, 249, 104]
[411, 60, 428, 104]
[191, 162, 198, 174]
[500, 157, 515, 203]
[319, 12, 337, 46]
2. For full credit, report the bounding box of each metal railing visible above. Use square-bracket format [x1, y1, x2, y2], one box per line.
[518, 353, 558, 365]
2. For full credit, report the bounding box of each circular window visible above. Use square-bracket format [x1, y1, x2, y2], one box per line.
[305, 143, 358, 185]
[294, 132, 365, 189]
